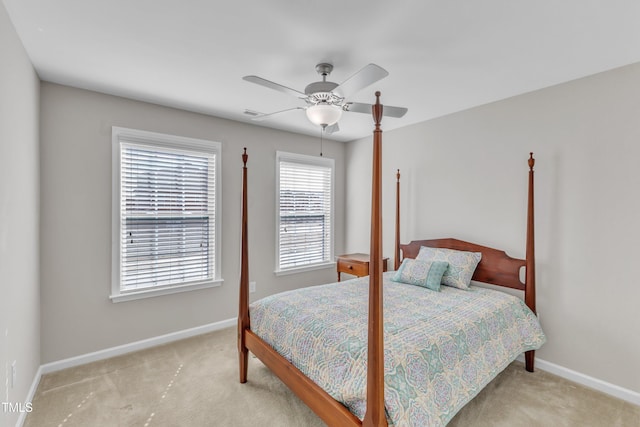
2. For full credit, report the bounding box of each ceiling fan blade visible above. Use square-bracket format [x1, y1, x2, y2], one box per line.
[334, 64, 389, 98]
[243, 75, 307, 99]
[345, 102, 408, 118]
[325, 123, 339, 134]
[250, 107, 305, 121]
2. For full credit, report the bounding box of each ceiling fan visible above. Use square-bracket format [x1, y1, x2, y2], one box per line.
[243, 63, 408, 134]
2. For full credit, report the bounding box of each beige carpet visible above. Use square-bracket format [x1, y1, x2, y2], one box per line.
[25, 327, 639, 426]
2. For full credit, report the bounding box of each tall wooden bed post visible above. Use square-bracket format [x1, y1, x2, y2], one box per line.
[238, 148, 250, 383]
[363, 92, 387, 427]
[524, 152, 536, 372]
[394, 169, 401, 271]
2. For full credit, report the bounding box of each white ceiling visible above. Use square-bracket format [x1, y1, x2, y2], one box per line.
[4, 0, 640, 142]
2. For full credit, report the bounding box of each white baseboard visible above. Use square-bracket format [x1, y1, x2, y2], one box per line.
[40, 317, 236, 375]
[15, 365, 43, 427]
[517, 355, 640, 406]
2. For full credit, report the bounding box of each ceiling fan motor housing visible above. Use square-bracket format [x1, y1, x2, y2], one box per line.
[305, 81, 339, 96]
[306, 89, 343, 106]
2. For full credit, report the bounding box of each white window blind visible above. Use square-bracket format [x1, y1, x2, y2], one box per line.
[276, 152, 334, 272]
[112, 128, 221, 301]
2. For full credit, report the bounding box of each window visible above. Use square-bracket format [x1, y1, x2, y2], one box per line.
[111, 127, 222, 302]
[276, 151, 334, 274]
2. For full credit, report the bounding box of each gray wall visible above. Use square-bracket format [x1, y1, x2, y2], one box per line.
[0, 3, 41, 426]
[39, 83, 345, 363]
[345, 63, 640, 393]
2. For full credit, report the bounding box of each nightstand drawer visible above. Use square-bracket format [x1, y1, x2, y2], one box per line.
[336, 253, 388, 281]
[337, 259, 369, 277]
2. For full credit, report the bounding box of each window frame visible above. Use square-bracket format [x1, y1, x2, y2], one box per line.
[111, 127, 222, 302]
[275, 151, 335, 275]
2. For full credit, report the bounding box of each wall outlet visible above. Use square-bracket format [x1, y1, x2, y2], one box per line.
[249, 281, 256, 293]
[11, 360, 16, 388]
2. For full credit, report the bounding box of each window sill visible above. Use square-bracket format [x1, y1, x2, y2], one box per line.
[274, 262, 335, 276]
[110, 279, 224, 303]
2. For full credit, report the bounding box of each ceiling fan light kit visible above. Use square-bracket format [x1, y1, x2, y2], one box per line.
[243, 62, 407, 132]
[306, 103, 342, 127]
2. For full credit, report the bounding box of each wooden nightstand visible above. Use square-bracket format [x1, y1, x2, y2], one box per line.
[336, 253, 388, 282]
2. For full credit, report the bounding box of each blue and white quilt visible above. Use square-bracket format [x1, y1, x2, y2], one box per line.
[250, 272, 546, 426]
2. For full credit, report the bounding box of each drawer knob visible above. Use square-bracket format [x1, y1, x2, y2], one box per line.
[348, 265, 353, 269]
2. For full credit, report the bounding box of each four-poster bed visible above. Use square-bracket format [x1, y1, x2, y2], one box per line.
[237, 92, 545, 426]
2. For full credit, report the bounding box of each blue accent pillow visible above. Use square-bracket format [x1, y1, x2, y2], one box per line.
[391, 259, 449, 291]
[416, 246, 482, 290]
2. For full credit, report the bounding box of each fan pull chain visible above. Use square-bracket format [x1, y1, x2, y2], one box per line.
[320, 125, 324, 157]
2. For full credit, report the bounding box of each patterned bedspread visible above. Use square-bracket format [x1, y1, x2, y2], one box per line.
[250, 272, 546, 426]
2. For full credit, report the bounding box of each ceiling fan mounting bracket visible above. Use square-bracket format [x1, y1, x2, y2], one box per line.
[315, 63, 333, 77]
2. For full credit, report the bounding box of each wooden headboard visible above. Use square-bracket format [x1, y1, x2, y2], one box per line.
[399, 238, 525, 291]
